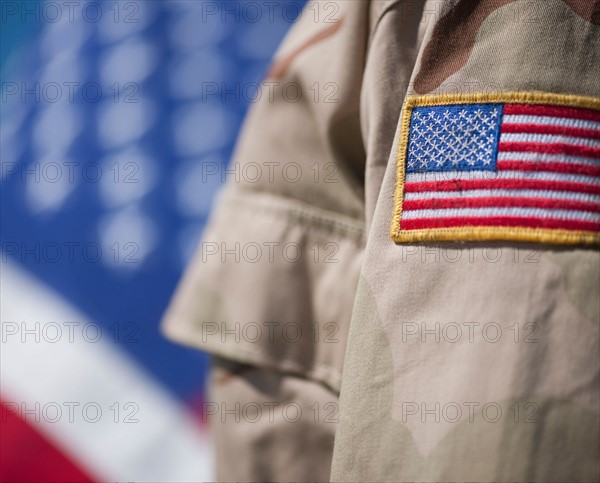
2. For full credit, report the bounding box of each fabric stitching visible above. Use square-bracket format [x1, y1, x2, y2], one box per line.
[221, 190, 367, 240]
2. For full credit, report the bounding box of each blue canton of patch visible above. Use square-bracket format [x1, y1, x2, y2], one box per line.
[406, 103, 504, 173]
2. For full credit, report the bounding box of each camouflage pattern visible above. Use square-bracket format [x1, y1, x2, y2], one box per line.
[332, 0, 600, 481]
[163, 0, 600, 481]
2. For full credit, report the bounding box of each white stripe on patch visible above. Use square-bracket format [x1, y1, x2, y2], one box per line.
[499, 133, 600, 148]
[401, 207, 600, 221]
[404, 170, 600, 185]
[496, 151, 600, 166]
[502, 115, 600, 131]
[403, 189, 600, 203]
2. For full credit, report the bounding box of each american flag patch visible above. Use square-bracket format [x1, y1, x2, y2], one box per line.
[391, 92, 600, 245]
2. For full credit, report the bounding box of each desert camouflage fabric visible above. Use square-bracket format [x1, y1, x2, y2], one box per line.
[163, 1, 600, 481]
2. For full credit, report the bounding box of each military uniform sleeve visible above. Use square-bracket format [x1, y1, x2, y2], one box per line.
[162, 0, 369, 392]
[161, 1, 370, 481]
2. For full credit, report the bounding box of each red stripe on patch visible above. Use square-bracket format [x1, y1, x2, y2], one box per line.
[402, 196, 600, 212]
[496, 160, 600, 176]
[404, 179, 600, 195]
[500, 123, 600, 140]
[503, 104, 600, 122]
[401, 216, 600, 232]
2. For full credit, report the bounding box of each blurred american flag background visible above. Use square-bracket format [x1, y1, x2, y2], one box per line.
[0, 1, 304, 480]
